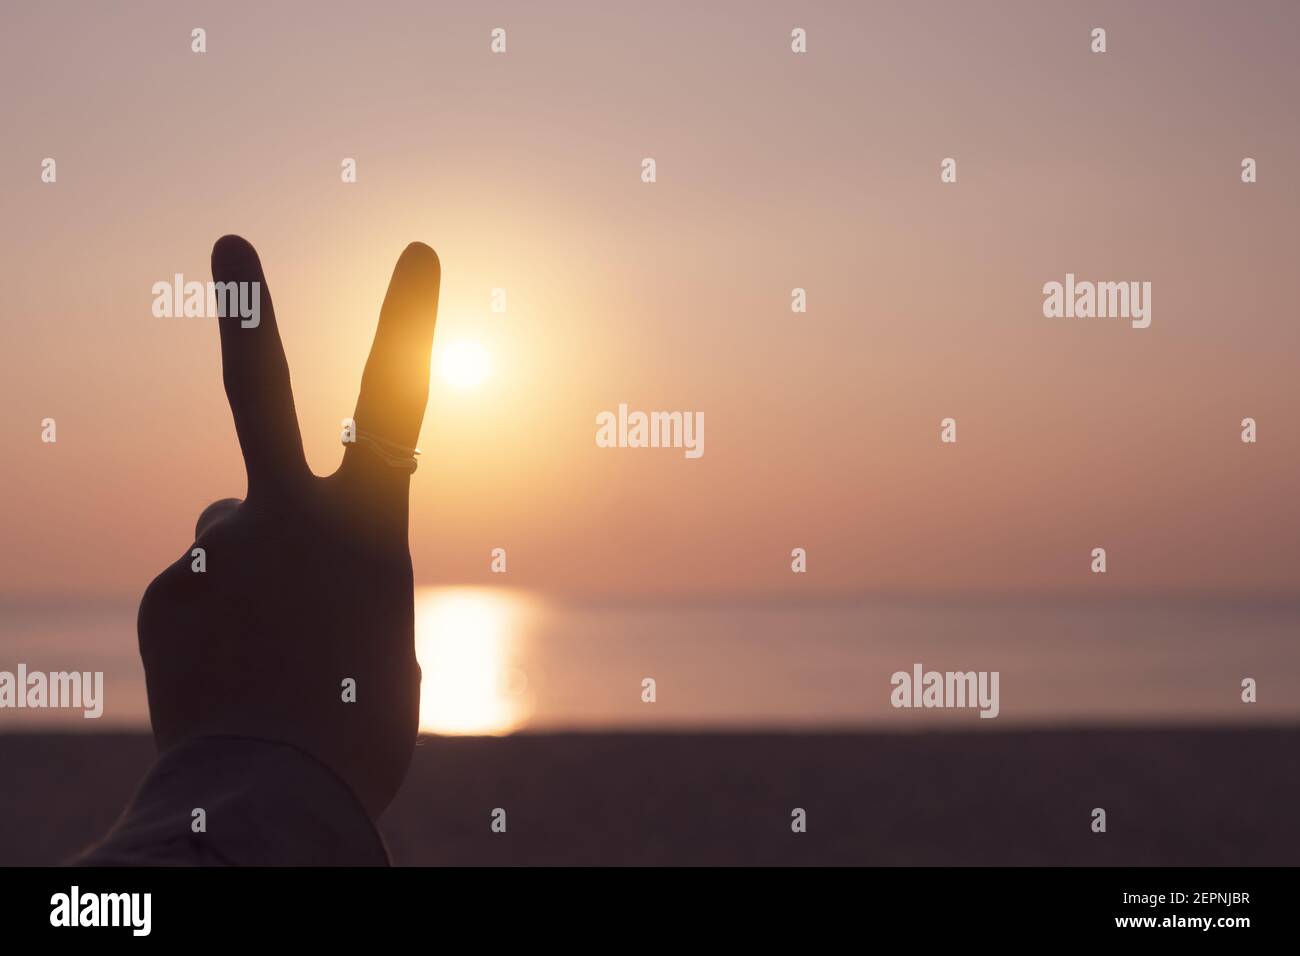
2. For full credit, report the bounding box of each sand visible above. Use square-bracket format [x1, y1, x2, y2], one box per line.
[1, 727, 1296, 866]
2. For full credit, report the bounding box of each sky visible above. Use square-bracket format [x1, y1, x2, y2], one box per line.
[2, 0, 1299, 602]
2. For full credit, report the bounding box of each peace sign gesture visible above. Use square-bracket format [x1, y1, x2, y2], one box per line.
[138, 235, 440, 818]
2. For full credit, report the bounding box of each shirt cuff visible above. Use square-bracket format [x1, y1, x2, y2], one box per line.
[75, 736, 390, 866]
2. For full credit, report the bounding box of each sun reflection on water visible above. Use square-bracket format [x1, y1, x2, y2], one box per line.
[414, 587, 533, 735]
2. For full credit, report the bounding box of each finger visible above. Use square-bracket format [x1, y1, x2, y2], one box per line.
[211, 235, 310, 498]
[342, 242, 441, 483]
[194, 497, 242, 538]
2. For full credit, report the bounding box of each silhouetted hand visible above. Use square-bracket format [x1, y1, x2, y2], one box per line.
[137, 235, 440, 818]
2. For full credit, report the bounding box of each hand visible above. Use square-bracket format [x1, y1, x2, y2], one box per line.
[137, 235, 440, 817]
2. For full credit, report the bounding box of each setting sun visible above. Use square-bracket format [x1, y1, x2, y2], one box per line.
[436, 340, 490, 390]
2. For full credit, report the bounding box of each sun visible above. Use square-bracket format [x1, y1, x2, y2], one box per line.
[436, 340, 490, 390]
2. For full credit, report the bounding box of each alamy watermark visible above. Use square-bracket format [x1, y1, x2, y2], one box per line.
[50, 886, 150, 936]
[0, 664, 103, 718]
[151, 274, 260, 328]
[1043, 273, 1151, 329]
[596, 403, 704, 459]
[890, 662, 1000, 718]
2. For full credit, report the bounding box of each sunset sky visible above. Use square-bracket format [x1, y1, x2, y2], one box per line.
[3, 0, 1299, 602]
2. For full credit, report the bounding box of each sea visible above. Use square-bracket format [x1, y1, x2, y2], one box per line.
[2, 588, 1297, 733]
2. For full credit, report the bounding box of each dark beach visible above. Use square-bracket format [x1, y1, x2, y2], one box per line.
[3, 727, 1296, 866]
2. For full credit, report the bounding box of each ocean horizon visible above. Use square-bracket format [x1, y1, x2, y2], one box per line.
[3, 588, 1297, 733]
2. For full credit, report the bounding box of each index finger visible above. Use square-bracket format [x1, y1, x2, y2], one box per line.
[212, 235, 310, 499]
